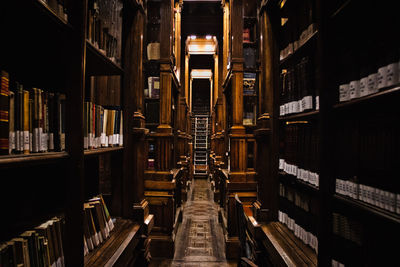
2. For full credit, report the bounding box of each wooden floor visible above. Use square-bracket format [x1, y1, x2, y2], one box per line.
[150, 178, 236, 267]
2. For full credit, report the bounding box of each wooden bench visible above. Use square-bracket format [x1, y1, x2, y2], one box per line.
[259, 222, 317, 267]
[84, 218, 143, 267]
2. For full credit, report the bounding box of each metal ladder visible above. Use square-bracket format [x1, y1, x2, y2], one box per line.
[193, 115, 209, 176]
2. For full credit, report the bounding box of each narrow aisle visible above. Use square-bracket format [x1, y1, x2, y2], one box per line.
[171, 178, 233, 267]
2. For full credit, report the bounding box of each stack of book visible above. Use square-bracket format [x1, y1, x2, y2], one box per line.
[83, 102, 123, 149]
[0, 216, 65, 267]
[83, 194, 115, 256]
[279, 122, 320, 187]
[0, 70, 66, 156]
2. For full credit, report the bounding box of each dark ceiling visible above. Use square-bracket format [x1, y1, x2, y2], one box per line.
[181, 1, 222, 114]
[181, 1, 223, 55]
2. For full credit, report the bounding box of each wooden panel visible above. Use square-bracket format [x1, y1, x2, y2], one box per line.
[84, 218, 141, 267]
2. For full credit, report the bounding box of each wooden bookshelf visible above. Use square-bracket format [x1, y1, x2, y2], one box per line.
[334, 194, 400, 224]
[86, 41, 124, 76]
[0, 152, 69, 167]
[84, 147, 124, 157]
[280, 31, 318, 66]
[279, 110, 319, 121]
[84, 218, 141, 267]
[33, 0, 72, 28]
[278, 171, 319, 193]
[333, 85, 400, 110]
[0, 0, 148, 265]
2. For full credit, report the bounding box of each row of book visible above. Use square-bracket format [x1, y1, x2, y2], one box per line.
[83, 195, 115, 256]
[279, 183, 312, 213]
[279, 122, 320, 187]
[278, 210, 318, 253]
[279, 182, 318, 252]
[332, 212, 363, 246]
[0, 216, 65, 267]
[280, 57, 318, 116]
[144, 77, 160, 99]
[336, 179, 400, 214]
[280, 23, 316, 61]
[38, 0, 68, 22]
[338, 59, 400, 102]
[83, 102, 123, 149]
[0, 70, 66, 156]
[87, 0, 121, 63]
[333, 117, 398, 203]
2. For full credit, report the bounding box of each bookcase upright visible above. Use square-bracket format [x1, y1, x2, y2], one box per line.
[0, 0, 151, 266]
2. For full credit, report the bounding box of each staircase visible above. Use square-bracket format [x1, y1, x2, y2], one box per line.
[193, 115, 210, 177]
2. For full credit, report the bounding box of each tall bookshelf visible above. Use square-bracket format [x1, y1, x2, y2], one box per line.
[0, 0, 148, 266]
[220, 0, 261, 259]
[143, 0, 182, 258]
[259, 0, 400, 266]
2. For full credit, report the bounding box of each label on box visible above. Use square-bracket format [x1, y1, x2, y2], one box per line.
[339, 84, 350, 102]
[360, 77, 369, 97]
[386, 62, 399, 87]
[279, 159, 284, 170]
[23, 131, 29, 151]
[377, 66, 387, 89]
[367, 73, 378, 94]
[101, 133, 106, 146]
[9, 131, 15, 150]
[302, 95, 313, 110]
[349, 80, 360, 99]
[284, 103, 289, 115]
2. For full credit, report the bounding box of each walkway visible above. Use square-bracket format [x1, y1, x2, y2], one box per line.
[149, 178, 235, 267]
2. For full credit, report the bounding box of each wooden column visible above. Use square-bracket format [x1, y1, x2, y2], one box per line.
[121, 5, 150, 222]
[254, 8, 280, 223]
[65, 0, 86, 265]
[144, 0, 177, 258]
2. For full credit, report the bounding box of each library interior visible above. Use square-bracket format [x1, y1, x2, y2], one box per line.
[1, 0, 399, 266]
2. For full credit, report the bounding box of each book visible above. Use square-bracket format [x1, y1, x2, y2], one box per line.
[23, 90, 30, 154]
[11, 237, 31, 267]
[148, 77, 160, 99]
[244, 47, 256, 69]
[147, 42, 160, 60]
[20, 231, 40, 267]
[243, 72, 256, 95]
[35, 221, 56, 267]
[0, 70, 10, 155]
[54, 93, 66, 152]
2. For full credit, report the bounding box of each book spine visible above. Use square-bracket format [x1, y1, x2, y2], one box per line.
[9, 91, 15, 154]
[23, 90, 30, 154]
[0, 71, 10, 155]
